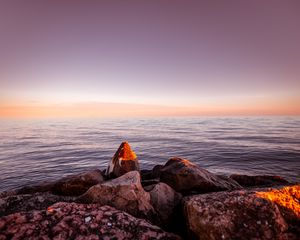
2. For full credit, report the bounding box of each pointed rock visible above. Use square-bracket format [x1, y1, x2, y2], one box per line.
[106, 141, 139, 178]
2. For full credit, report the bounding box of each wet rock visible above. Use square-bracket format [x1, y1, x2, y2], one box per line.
[160, 157, 241, 194]
[184, 184, 300, 240]
[0, 192, 74, 217]
[77, 171, 155, 221]
[106, 142, 140, 178]
[148, 183, 182, 228]
[52, 169, 105, 196]
[230, 174, 289, 187]
[0, 202, 181, 240]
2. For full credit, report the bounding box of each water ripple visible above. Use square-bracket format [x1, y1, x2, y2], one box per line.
[0, 117, 299, 191]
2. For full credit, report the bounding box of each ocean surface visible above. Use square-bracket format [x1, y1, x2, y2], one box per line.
[0, 117, 299, 191]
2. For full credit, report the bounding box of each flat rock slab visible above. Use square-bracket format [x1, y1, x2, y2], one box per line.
[0, 202, 181, 240]
[184, 185, 300, 240]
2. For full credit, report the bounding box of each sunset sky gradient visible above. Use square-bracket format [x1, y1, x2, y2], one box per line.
[1, 1, 299, 118]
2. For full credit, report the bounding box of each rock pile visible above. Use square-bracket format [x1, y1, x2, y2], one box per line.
[0, 141, 298, 240]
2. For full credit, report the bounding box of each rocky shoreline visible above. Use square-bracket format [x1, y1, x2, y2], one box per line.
[0, 142, 299, 240]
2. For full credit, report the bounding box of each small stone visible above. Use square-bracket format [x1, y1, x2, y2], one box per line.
[107, 222, 112, 227]
[85, 216, 91, 223]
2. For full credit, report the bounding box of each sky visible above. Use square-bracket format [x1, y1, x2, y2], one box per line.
[0, 1, 300, 118]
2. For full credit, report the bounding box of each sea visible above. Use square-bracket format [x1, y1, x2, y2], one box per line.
[0, 117, 299, 191]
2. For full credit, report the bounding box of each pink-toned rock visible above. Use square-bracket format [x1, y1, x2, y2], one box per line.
[77, 171, 155, 221]
[160, 157, 241, 194]
[106, 142, 140, 178]
[0, 202, 181, 239]
[184, 185, 300, 240]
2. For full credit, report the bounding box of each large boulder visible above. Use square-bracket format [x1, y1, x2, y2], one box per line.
[184, 184, 300, 240]
[230, 174, 290, 187]
[160, 157, 241, 194]
[0, 192, 74, 217]
[106, 142, 140, 178]
[77, 171, 155, 221]
[52, 169, 105, 196]
[146, 183, 182, 227]
[0, 202, 181, 239]
[16, 169, 105, 196]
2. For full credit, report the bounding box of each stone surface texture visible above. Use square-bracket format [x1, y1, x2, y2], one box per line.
[0, 202, 181, 240]
[184, 185, 300, 240]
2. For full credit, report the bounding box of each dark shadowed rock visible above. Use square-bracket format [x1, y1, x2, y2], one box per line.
[16, 182, 54, 195]
[152, 164, 164, 178]
[141, 164, 163, 181]
[230, 174, 290, 187]
[142, 178, 160, 188]
[184, 184, 300, 240]
[0, 202, 181, 240]
[77, 171, 156, 221]
[16, 169, 105, 196]
[106, 142, 140, 178]
[141, 169, 153, 180]
[147, 183, 182, 228]
[0, 192, 74, 217]
[52, 169, 105, 196]
[160, 157, 241, 194]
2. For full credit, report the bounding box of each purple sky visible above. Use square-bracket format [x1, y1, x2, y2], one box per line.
[0, 1, 299, 116]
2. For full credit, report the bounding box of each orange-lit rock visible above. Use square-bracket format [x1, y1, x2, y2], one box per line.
[0, 202, 181, 239]
[160, 157, 241, 194]
[256, 185, 300, 218]
[77, 171, 156, 221]
[106, 142, 140, 178]
[184, 184, 300, 240]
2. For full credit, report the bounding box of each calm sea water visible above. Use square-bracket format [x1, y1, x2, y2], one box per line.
[0, 117, 299, 191]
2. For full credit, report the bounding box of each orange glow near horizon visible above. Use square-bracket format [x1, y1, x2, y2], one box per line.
[0, 95, 299, 118]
